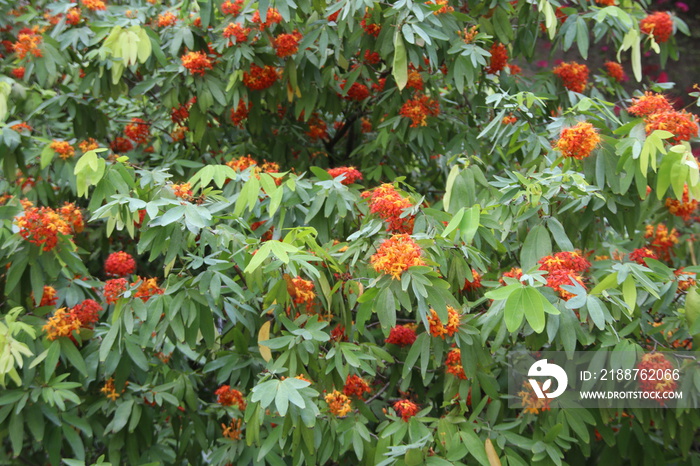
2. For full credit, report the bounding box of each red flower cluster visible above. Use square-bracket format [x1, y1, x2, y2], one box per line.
[629, 247, 658, 265]
[499, 267, 523, 285]
[104, 278, 128, 304]
[362, 184, 414, 233]
[486, 42, 508, 74]
[627, 92, 673, 117]
[66, 8, 82, 25]
[393, 399, 419, 421]
[273, 31, 302, 58]
[343, 374, 371, 398]
[289, 276, 316, 310]
[360, 13, 381, 37]
[81, 0, 107, 11]
[104, 251, 136, 277]
[306, 114, 328, 140]
[243, 64, 279, 90]
[604, 61, 626, 82]
[644, 224, 678, 261]
[71, 299, 102, 329]
[110, 137, 133, 153]
[340, 80, 370, 101]
[445, 348, 466, 379]
[157, 12, 178, 28]
[43, 299, 102, 340]
[327, 166, 363, 185]
[640, 11, 674, 43]
[16, 205, 82, 251]
[325, 390, 351, 416]
[171, 98, 196, 125]
[539, 251, 590, 301]
[555, 121, 601, 160]
[666, 185, 698, 221]
[406, 68, 423, 91]
[215, 385, 247, 409]
[370, 234, 425, 279]
[363, 50, 380, 65]
[35, 285, 58, 307]
[124, 118, 149, 145]
[251, 8, 283, 29]
[636, 353, 677, 405]
[223, 23, 250, 45]
[385, 324, 417, 346]
[11, 67, 24, 79]
[427, 306, 461, 339]
[399, 95, 440, 127]
[553, 62, 589, 93]
[230, 100, 251, 128]
[221, 0, 244, 16]
[181, 51, 213, 76]
[463, 269, 482, 291]
[133, 277, 164, 302]
[645, 110, 698, 144]
[675, 268, 696, 292]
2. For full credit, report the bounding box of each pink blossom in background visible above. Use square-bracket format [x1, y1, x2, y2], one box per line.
[536, 60, 549, 67]
[675, 2, 689, 12]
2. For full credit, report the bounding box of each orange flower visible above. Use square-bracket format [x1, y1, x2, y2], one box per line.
[343, 374, 371, 398]
[110, 137, 133, 153]
[426, 0, 454, 14]
[221, 0, 244, 16]
[289, 276, 316, 310]
[43, 308, 81, 340]
[325, 390, 351, 416]
[360, 13, 381, 37]
[34, 285, 58, 307]
[445, 348, 467, 379]
[273, 31, 303, 58]
[133, 277, 164, 302]
[172, 182, 193, 199]
[221, 418, 243, 440]
[629, 247, 658, 265]
[627, 92, 673, 117]
[104, 251, 136, 277]
[545, 270, 586, 301]
[243, 64, 279, 90]
[215, 385, 247, 409]
[385, 324, 417, 346]
[251, 8, 283, 29]
[11, 122, 31, 132]
[81, 0, 107, 11]
[459, 25, 479, 44]
[499, 267, 523, 285]
[675, 268, 696, 292]
[399, 94, 440, 127]
[518, 381, 551, 414]
[223, 23, 250, 45]
[11, 67, 25, 79]
[406, 68, 424, 91]
[645, 110, 698, 144]
[640, 11, 674, 43]
[463, 269, 482, 291]
[555, 121, 600, 159]
[306, 114, 328, 140]
[502, 114, 517, 125]
[393, 399, 419, 421]
[181, 51, 213, 76]
[370, 234, 425, 279]
[595, 0, 616, 5]
[636, 353, 677, 405]
[666, 185, 698, 221]
[124, 118, 150, 144]
[553, 62, 589, 93]
[66, 7, 82, 25]
[604, 61, 626, 82]
[226, 155, 258, 172]
[79, 138, 99, 152]
[50, 140, 75, 159]
[327, 166, 362, 185]
[16, 206, 72, 251]
[157, 12, 178, 27]
[427, 306, 461, 339]
[362, 184, 415, 233]
[538, 251, 591, 273]
[13, 32, 43, 59]
[104, 278, 128, 304]
[644, 224, 678, 261]
[486, 42, 508, 74]
[58, 202, 84, 233]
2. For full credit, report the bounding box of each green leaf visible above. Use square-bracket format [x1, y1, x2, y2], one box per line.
[520, 225, 552, 270]
[522, 287, 545, 333]
[460, 430, 490, 466]
[111, 399, 134, 433]
[59, 338, 88, 378]
[504, 287, 525, 332]
[393, 32, 408, 90]
[376, 287, 396, 330]
[585, 296, 607, 330]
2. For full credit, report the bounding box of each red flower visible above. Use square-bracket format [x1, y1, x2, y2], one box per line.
[11, 67, 25, 79]
[273, 31, 302, 58]
[340, 81, 370, 101]
[445, 348, 466, 379]
[604, 61, 627, 82]
[327, 166, 363, 185]
[362, 184, 415, 233]
[636, 353, 677, 405]
[427, 306, 461, 338]
[640, 11, 674, 43]
[230, 100, 251, 128]
[370, 234, 425, 279]
[486, 42, 508, 74]
[499, 267, 523, 285]
[104, 278, 128, 304]
[665, 185, 698, 221]
[35, 285, 58, 307]
[124, 118, 149, 145]
[627, 92, 673, 117]
[399, 94, 440, 127]
[133, 277, 164, 302]
[545, 270, 586, 301]
[251, 8, 283, 29]
[215, 385, 247, 409]
[555, 122, 601, 160]
[385, 325, 417, 346]
[393, 399, 419, 421]
[363, 50, 381, 65]
[70, 299, 102, 329]
[16, 206, 73, 251]
[463, 269, 482, 291]
[110, 137, 133, 153]
[105, 251, 136, 277]
[181, 51, 213, 76]
[243, 64, 279, 90]
[645, 110, 698, 144]
[157, 12, 178, 27]
[223, 23, 250, 45]
[538, 251, 591, 273]
[221, 0, 244, 16]
[360, 13, 381, 37]
[343, 374, 371, 398]
[629, 247, 658, 265]
[553, 62, 589, 93]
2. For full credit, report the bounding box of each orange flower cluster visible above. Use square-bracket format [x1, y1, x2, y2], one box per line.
[518, 381, 551, 414]
[343, 375, 371, 398]
[16, 205, 83, 251]
[327, 166, 362, 185]
[111, 136, 133, 153]
[499, 267, 523, 285]
[426, 0, 454, 14]
[675, 268, 696, 292]
[35, 285, 58, 307]
[636, 353, 677, 405]
[11, 67, 24, 79]
[627, 92, 673, 117]
[427, 306, 461, 339]
[43, 308, 81, 340]
[666, 185, 698, 221]
[221, 0, 244, 16]
[463, 269, 482, 291]
[13, 31, 43, 59]
[486, 42, 508, 74]
[340, 80, 370, 101]
[226, 155, 280, 176]
[66, 8, 82, 25]
[230, 100, 251, 127]
[306, 114, 328, 140]
[104, 278, 128, 304]
[79, 138, 99, 152]
[243, 64, 279, 90]
[595, 0, 616, 5]
[104, 251, 136, 277]
[644, 224, 678, 261]
[181, 51, 213, 76]
[539, 251, 591, 273]
[133, 277, 164, 302]
[545, 270, 585, 300]
[645, 110, 698, 144]
[251, 8, 283, 29]
[399, 94, 440, 128]
[363, 50, 380, 65]
[360, 14, 381, 37]
[157, 12, 178, 27]
[406, 68, 423, 91]
[81, 0, 107, 11]
[502, 114, 517, 125]
[385, 324, 417, 346]
[171, 98, 196, 125]
[330, 324, 347, 342]
[393, 399, 419, 421]
[640, 11, 674, 43]
[101, 378, 121, 401]
[50, 140, 75, 159]
[555, 121, 601, 160]
[221, 418, 243, 440]
[629, 247, 658, 265]
[362, 183, 414, 233]
[223, 23, 250, 45]
[215, 385, 247, 409]
[172, 182, 193, 199]
[460, 25, 479, 44]
[370, 234, 425, 279]
[124, 118, 149, 144]
[273, 31, 302, 58]
[445, 348, 467, 379]
[325, 390, 351, 416]
[289, 276, 316, 310]
[604, 61, 626, 82]
[553, 62, 589, 93]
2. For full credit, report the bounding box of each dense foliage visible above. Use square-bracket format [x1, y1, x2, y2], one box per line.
[0, 0, 700, 465]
